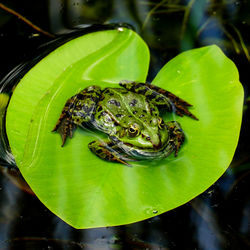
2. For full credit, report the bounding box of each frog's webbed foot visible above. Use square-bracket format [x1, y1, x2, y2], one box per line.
[52, 85, 101, 146]
[52, 94, 79, 146]
[52, 114, 77, 146]
[167, 95, 198, 121]
[119, 81, 198, 120]
[88, 140, 137, 166]
[166, 121, 185, 157]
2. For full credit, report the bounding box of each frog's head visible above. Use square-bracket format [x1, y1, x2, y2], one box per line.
[114, 117, 169, 150]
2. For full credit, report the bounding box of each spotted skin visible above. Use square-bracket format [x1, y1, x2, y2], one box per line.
[166, 121, 185, 157]
[53, 81, 198, 165]
[119, 81, 198, 120]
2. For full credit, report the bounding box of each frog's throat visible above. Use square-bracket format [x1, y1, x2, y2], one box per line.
[110, 136, 173, 159]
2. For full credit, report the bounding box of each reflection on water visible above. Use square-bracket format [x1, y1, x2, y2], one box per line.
[0, 0, 250, 249]
[0, 168, 249, 249]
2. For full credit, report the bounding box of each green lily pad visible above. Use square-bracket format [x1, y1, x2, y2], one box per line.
[6, 28, 243, 229]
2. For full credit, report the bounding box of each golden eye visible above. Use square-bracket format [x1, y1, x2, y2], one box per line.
[158, 118, 165, 129]
[128, 124, 140, 137]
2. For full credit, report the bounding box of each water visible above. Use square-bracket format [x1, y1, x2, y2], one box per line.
[0, 0, 250, 249]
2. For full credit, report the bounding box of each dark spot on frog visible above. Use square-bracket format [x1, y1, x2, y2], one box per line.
[97, 149, 103, 154]
[104, 89, 115, 96]
[143, 110, 147, 113]
[133, 110, 137, 114]
[115, 114, 123, 118]
[124, 142, 134, 147]
[147, 91, 158, 100]
[103, 88, 110, 93]
[137, 89, 147, 95]
[97, 106, 103, 112]
[155, 96, 165, 102]
[120, 90, 128, 94]
[108, 99, 121, 107]
[128, 115, 132, 118]
[139, 114, 145, 118]
[100, 95, 105, 101]
[129, 99, 137, 106]
[131, 85, 140, 91]
[76, 93, 84, 100]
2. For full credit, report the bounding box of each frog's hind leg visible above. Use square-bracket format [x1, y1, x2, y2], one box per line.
[52, 85, 101, 146]
[88, 140, 136, 166]
[165, 121, 185, 157]
[119, 81, 198, 120]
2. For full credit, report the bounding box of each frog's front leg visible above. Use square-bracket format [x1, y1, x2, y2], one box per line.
[52, 85, 101, 146]
[88, 140, 136, 166]
[119, 81, 198, 120]
[165, 121, 185, 157]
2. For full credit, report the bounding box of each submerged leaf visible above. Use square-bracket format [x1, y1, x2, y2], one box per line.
[6, 29, 243, 228]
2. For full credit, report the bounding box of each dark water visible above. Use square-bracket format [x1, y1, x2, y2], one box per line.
[0, 0, 250, 249]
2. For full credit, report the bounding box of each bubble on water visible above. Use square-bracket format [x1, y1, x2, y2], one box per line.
[117, 27, 124, 32]
[145, 207, 159, 215]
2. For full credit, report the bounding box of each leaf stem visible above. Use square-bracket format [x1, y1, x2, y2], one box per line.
[221, 25, 241, 54]
[230, 24, 250, 61]
[180, 0, 196, 40]
[142, 0, 169, 30]
[0, 3, 55, 38]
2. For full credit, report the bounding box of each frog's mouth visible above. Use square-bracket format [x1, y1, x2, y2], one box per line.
[123, 142, 164, 150]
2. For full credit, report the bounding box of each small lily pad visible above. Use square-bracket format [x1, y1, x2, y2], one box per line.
[6, 28, 243, 228]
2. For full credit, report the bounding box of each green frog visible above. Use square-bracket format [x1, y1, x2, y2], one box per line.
[52, 81, 198, 165]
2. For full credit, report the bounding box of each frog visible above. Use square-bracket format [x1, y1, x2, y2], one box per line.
[52, 81, 198, 165]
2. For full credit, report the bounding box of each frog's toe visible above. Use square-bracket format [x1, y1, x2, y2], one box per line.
[53, 116, 76, 146]
[167, 121, 185, 156]
[174, 103, 198, 121]
[88, 140, 136, 166]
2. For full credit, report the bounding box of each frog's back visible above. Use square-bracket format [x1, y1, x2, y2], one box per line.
[104, 88, 153, 122]
[93, 87, 158, 132]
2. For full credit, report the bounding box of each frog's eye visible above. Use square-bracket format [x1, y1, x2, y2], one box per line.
[158, 118, 165, 129]
[128, 124, 140, 137]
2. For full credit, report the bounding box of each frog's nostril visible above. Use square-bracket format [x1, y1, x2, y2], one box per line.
[153, 142, 162, 149]
[151, 134, 162, 149]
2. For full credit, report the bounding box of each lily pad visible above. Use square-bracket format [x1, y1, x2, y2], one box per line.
[6, 28, 243, 229]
